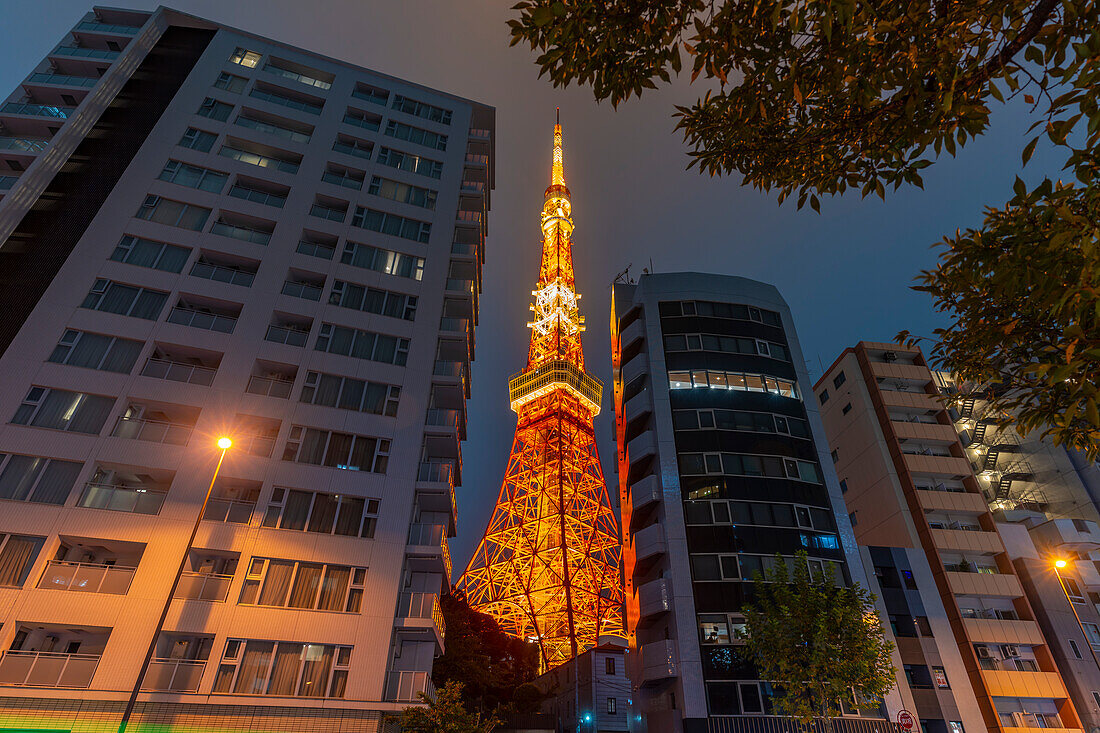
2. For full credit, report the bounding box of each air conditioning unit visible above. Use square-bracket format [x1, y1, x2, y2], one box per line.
[976, 645, 994, 659]
[1002, 645, 1020, 658]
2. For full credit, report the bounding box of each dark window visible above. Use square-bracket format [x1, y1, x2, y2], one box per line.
[916, 616, 934, 636]
[607, 697, 616, 714]
[833, 371, 846, 388]
[842, 402, 852, 415]
[1070, 639, 1082, 659]
[831, 449, 839, 464]
[605, 657, 616, 675]
[819, 390, 829, 404]
[839, 479, 848, 493]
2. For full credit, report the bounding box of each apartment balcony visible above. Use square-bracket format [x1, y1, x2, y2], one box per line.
[450, 239, 479, 264]
[930, 527, 1004, 555]
[627, 431, 657, 468]
[880, 390, 942, 412]
[1030, 518, 1100, 553]
[77, 480, 167, 515]
[0, 136, 49, 155]
[0, 175, 16, 192]
[464, 152, 489, 167]
[384, 670, 436, 703]
[468, 127, 492, 142]
[980, 669, 1068, 699]
[190, 260, 256, 288]
[407, 523, 452, 579]
[870, 361, 932, 382]
[620, 318, 645, 351]
[1, 101, 75, 119]
[623, 387, 653, 425]
[902, 453, 972, 478]
[50, 44, 120, 61]
[112, 415, 193, 446]
[166, 305, 237, 334]
[628, 475, 661, 535]
[637, 577, 672, 625]
[74, 19, 142, 36]
[433, 360, 470, 399]
[141, 658, 205, 692]
[894, 421, 959, 443]
[944, 570, 1023, 598]
[425, 407, 466, 441]
[173, 571, 233, 602]
[37, 560, 135, 594]
[1002, 728, 1081, 733]
[639, 639, 677, 686]
[140, 358, 216, 386]
[245, 374, 294, 399]
[916, 488, 988, 514]
[632, 523, 667, 577]
[395, 592, 446, 650]
[962, 617, 1045, 645]
[416, 462, 457, 531]
[0, 651, 100, 688]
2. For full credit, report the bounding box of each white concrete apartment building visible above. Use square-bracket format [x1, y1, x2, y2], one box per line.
[0, 6, 492, 731]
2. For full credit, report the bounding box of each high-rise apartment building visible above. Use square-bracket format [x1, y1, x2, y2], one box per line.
[610, 273, 903, 733]
[0, 6, 492, 731]
[817, 342, 1083, 733]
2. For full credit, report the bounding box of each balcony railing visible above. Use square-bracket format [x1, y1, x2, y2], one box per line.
[263, 64, 332, 91]
[321, 171, 363, 190]
[332, 140, 372, 159]
[343, 113, 380, 131]
[26, 72, 97, 88]
[455, 210, 482, 225]
[0, 176, 16, 191]
[190, 261, 255, 287]
[141, 358, 216, 386]
[76, 19, 141, 35]
[265, 324, 309, 346]
[450, 241, 478, 257]
[174, 571, 233, 602]
[228, 184, 286, 208]
[246, 374, 294, 398]
[236, 432, 278, 458]
[38, 560, 136, 594]
[1, 102, 73, 118]
[464, 153, 489, 165]
[439, 317, 470, 333]
[78, 481, 167, 515]
[433, 360, 466, 379]
[460, 180, 486, 194]
[113, 415, 194, 445]
[219, 146, 300, 174]
[398, 592, 446, 637]
[210, 220, 272, 246]
[468, 128, 491, 139]
[167, 306, 237, 334]
[202, 496, 257, 524]
[309, 204, 347, 222]
[446, 278, 475, 295]
[426, 408, 464, 432]
[0, 137, 48, 153]
[297, 239, 336, 259]
[281, 280, 323, 301]
[236, 115, 311, 144]
[250, 87, 323, 115]
[0, 650, 101, 688]
[52, 45, 119, 60]
[418, 461, 455, 486]
[384, 670, 436, 702]
[142, 658, 205, 692]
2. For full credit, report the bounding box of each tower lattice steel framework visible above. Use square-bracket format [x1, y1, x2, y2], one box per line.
[458, 116, 623, 671]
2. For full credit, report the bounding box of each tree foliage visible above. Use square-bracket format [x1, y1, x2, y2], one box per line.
[400, 681, 501, 733]
[432, 592, 541, 713]
[507, 0, 1100, 455]
[741, 554, 896, 724]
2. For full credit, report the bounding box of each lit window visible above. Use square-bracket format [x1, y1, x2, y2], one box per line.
[229, 47, 262, 68]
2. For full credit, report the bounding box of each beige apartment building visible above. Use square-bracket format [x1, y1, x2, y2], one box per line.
[0, 6, 492, 731]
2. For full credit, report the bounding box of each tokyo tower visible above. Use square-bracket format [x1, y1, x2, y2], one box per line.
[458, 115, 623, 671]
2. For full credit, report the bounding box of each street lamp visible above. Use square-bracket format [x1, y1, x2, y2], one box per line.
[117, 437, 233, 733]
[1053, 557, 1100, 671]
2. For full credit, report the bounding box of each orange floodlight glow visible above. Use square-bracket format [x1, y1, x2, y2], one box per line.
[217, 437, 233, 450]
[1055, 559, 1068, 569]
[458, 118, 623, 672]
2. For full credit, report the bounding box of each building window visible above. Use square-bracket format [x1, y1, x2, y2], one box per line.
[179, 127, 217, 152]
[350, 206, 431, 242]
[948, 723, 964, 733]
[135, 195, 211, 231]
[663, 333, 789, 361]
[111, 235, 190, 273]
[1083, 623, 1100, 651]
[842, 403, 852, 415]
[848, 512, 858, 526]
[340, 241, 424, 280]
[932, 666, 949, 689]
[839, 479, 848, 493]
[673, 408, 811, 438]
[819, 389, 829, 404]
[607, 697, 617, 715]
[1064, 576, 1087, 603]
[329, 280, 417, 321]
[282, 426, 389, 473]
[915, 616, 934, 636]
[605, 657, 616, 675]
[12, 387, 114, 434]
[158, 160, 228, 193]
[678, 451, 821, 483]
[314, 323, 409, 366]
[1092, 692, 1100, 709]
[213, 639, 349, 697]
[699, 616, 731, 644]
[0, 453, 82, 505]
[666, 370, 799, 399]
[833, 371, 846, 388]
[197, 97, 233, 121]
[391, 94, 452, 125]
[300, 371, 400, 416]
[368, 175, 437, 209]
[229, 47, 262, 68]
[659, 299, 782, 326]
[1070, 639, 1083, 659]
[262, 487, 378, 538]
[376, 146, 443, 178]
[48, 329, 143, 374]
[383, 120, 447, 150]
[81, 278, 168, 319]
[904, 664, 933, 689]
[831, 449, 839, 464]
[240, 558, 365, 612]
[214, 72, 248, 93]
[0, 534, 45, 586]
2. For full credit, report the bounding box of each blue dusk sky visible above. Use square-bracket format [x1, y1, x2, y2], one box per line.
[0, 1, 1067, 570]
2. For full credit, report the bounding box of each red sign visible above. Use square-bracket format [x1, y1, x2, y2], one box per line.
[897, 711, 916, 731]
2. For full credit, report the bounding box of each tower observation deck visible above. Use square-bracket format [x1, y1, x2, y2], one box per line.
[458, 116, 623, 671]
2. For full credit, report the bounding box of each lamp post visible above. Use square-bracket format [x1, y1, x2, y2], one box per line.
[1053, 558, 1100, 672]
[117, 437, 233, 733]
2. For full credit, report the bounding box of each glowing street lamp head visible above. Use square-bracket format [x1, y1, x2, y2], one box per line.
[1055, 559, 1068, 569]
[217, 437, 233, 450]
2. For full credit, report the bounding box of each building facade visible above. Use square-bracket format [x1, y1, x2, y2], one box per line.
[817, 342, 1082, 733]
[0, 6, 492, 731]
[534, 643, 632, 732]
[610, 273, 904, 733]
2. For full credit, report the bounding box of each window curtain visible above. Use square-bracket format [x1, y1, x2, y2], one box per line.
[31, 460, 81, 504]
[0, 456, 42, 501]
[317, 566, 350, 611]
[315, 375, 341, 407]
[281, 491, 312, 530]
[266, 642, 303, 695]
[33, 391, 80, 430]
[233, 641, 274, 694]
[0, 536, 40, 586]
[131, 290, 167, 320]
[297, 644, 333, 696]
[307, 494, 338, 533]
[334, 497, 364, 537]
[101, 339, 141, 373]
[68, 333, 110, 369]
[288, 563, 323, 608]
[68, 395, 114, 434]
[258, 560, 294, 606]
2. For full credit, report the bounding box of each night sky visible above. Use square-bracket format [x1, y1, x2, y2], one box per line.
[0, 0, 1067, 572]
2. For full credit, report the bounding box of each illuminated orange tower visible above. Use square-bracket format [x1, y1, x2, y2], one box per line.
[458, 114, 623, 671]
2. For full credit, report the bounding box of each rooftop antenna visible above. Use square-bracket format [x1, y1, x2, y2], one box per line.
[556, 106, 560, 124]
